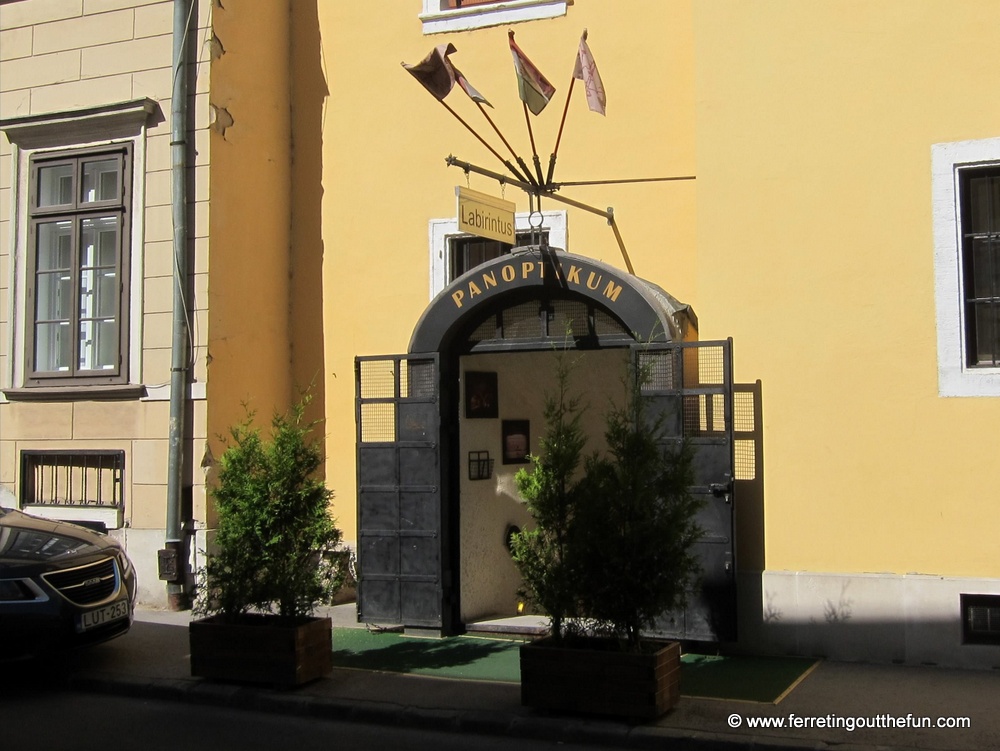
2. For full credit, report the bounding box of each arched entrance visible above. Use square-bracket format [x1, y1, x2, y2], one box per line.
[355, 249, 737, 639]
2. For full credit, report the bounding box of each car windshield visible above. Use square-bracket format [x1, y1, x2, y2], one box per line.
[0, 525, 95, 560]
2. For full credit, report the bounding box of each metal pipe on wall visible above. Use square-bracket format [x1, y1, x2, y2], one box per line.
[164, 0, 194, 610]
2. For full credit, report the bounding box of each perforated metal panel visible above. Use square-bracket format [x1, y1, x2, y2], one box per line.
[639, 340, 737, 643]
[548, 299, 590, 338]
[733, 384, 761, 482]
[503, 301, 543, 339]
[355, 354, 442, 628]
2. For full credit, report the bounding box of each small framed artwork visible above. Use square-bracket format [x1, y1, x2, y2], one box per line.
[465, 371, 498, 419]
[502, 420, 530, 464]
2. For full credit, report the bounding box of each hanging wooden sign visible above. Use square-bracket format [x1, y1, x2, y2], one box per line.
[456, 186, 515, 244]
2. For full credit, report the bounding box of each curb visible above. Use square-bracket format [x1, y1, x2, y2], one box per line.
[65, 671, 911, 751]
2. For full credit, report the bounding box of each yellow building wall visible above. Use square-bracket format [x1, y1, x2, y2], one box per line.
[207, 0, 295, 491]
[275, 0, 1000, 587]
[312, 0, 700, 542]
[199, 0, 1000, 665]
[691, 1, 1000, 578]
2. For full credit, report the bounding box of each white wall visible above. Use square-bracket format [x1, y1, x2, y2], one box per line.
[738, 570, 1000, 669]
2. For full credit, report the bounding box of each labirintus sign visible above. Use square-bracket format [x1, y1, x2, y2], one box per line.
[456, 186, 515, 244]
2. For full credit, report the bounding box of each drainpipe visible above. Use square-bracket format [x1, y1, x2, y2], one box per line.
[163, 0, 193, 610]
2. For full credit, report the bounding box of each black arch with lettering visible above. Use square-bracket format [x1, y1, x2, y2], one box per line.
[408, 248, 695, 353]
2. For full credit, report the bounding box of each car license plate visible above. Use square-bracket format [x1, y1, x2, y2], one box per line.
[78, 599, 130, 632]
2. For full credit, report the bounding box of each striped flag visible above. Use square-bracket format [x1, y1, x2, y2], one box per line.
[572, 30, 606, 115]
[508, 31, 555, 115]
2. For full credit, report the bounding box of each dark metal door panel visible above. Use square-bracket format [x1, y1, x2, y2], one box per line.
[356, 354, 442, 628]
[637, 341, 737, 643]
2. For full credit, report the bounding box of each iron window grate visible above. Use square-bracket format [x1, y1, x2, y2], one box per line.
[959, 167, 1000, 367]
[961, 593, 1000, 645]
[449, 231, 548, 282]
[20, 450, 125, 509]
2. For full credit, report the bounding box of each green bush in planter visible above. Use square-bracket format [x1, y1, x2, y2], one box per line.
[509, 350, 588, 643]
[511, 352, 704, 654]
[575, 361, 703, 652]
[195, 396, 346, 621]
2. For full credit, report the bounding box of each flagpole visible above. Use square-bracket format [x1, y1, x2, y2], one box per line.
[475, 101, 538, 187]
[546, 76, 576, 186]
[436, 97, 529, 183]
[522, 102, 545, 185]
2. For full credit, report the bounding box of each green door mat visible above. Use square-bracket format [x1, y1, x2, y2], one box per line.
[680, 653, 819, 703]
[331, 628, 817, 703]
[332, 628, 522, 683]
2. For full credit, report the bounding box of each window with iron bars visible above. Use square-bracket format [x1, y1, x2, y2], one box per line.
[20, 450, 125, 509]
[959, 167, 1000, 367]
[449, 230, 548, 282]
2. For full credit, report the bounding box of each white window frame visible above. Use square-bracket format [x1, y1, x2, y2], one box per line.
[1, 100, 153, 401]
[931, 137, 1000, 397]
[419, 0, 567, 35]
[429, 209, 567, 299]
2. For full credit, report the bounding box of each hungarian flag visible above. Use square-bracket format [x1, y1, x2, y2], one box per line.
[572, 30, 606, 115]
[508, 31, 555, 115]
[403, 43, 492, 106]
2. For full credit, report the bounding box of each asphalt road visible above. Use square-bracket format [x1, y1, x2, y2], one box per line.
[0, 689, 623, 751]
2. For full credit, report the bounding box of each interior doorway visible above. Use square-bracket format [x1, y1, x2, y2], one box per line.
[456, 348, 628, 623]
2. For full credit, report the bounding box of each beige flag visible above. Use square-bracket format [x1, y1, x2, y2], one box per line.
[572, 30, 606, 116]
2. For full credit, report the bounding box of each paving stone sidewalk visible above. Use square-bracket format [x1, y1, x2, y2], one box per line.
[54, 605, 1000, 751]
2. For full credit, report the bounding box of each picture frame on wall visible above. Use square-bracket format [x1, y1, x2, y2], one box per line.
[502, 420, 530, 464]
[465, 371, 498, 419]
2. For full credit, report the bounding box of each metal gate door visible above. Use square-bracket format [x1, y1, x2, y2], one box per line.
[636, 340, 737, 642]
[355, 354, 442, 627]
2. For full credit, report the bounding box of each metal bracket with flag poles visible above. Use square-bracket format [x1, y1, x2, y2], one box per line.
[446, 155, 637, 275]
[402, 31, 696, 278]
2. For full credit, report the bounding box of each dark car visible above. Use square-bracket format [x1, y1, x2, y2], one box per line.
[0, 507, 136, 661]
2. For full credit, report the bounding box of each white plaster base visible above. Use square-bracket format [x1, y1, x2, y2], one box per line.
[110, 527, 212, 610]
[737, 570, 1000, 669]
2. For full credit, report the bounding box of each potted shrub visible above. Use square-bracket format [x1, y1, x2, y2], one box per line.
[190, 396, 347, 687]
[509, 351, 587, 644]
[514, 355, 703, 719]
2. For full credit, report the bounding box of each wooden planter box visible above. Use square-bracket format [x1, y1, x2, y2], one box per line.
[189, 614, 333, 687]
[520, 637, 680, 720]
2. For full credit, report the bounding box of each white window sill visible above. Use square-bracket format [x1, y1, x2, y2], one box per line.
[21, 504, 123, 531]
[420, 0, 567, 34]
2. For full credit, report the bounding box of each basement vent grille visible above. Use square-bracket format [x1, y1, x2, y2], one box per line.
[961, 594, 1000, 645]
[20, 450, 124, 509]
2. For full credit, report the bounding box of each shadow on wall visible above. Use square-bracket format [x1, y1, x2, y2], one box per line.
[734, 380, 765, 572]
[289, 1, 329, 440]
[737, 570, 1000, 670]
